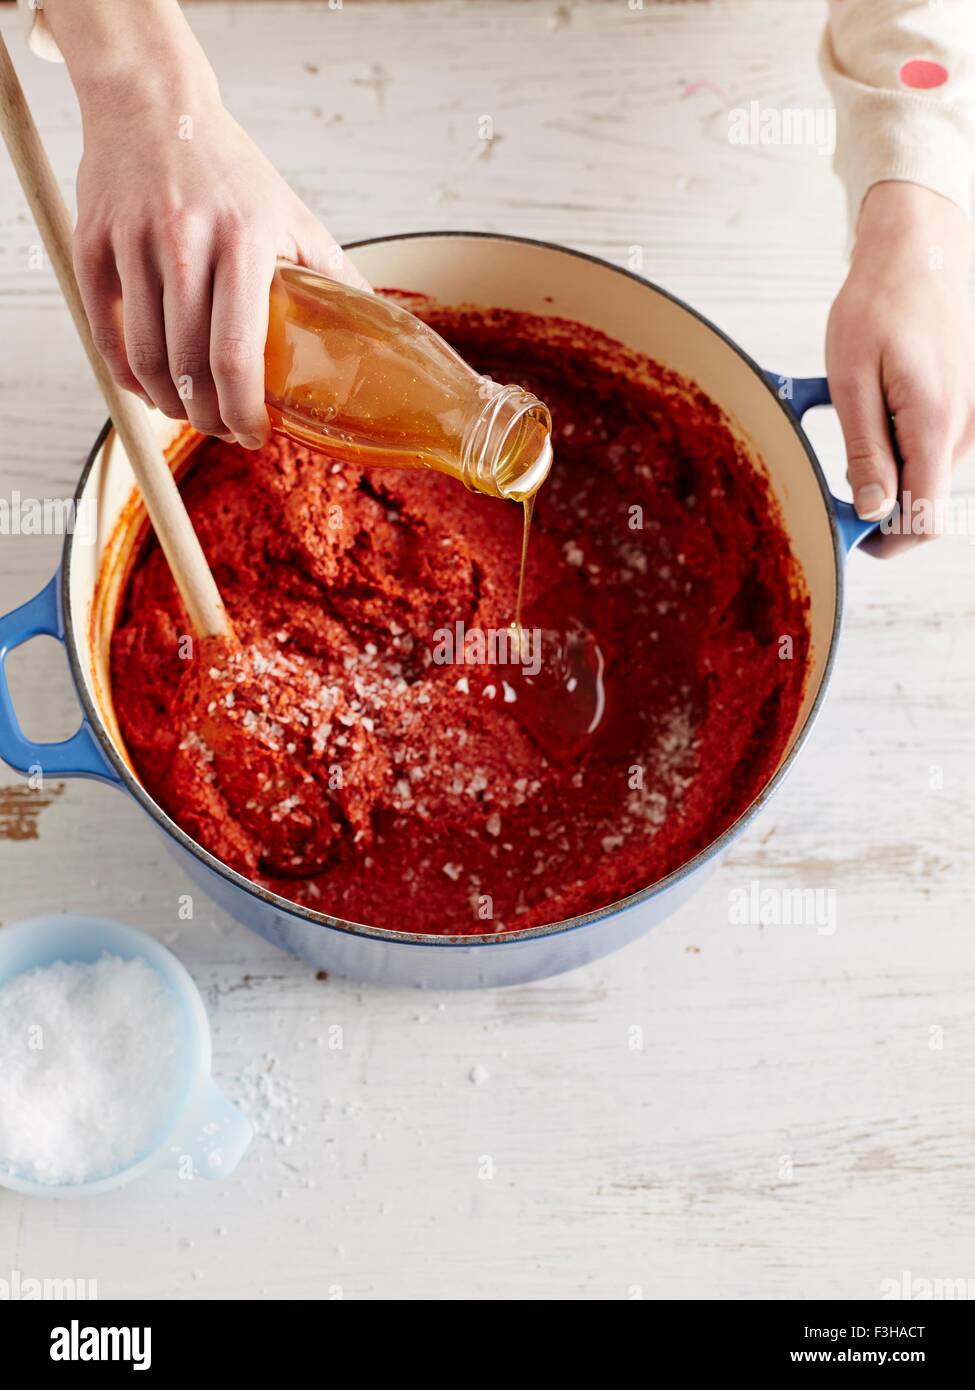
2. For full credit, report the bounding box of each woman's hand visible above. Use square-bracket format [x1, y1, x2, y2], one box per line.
[47, 0, 367, 450]
[827, 181, 975, 556]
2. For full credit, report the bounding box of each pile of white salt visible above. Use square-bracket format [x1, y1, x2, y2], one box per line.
[0, 954, 187, 1186]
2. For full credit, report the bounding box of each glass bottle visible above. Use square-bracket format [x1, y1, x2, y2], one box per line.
[264, 262, 552, 502]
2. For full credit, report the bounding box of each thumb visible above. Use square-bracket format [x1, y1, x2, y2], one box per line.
[829, 372, 899, 521]
[294, 219, 373, 294]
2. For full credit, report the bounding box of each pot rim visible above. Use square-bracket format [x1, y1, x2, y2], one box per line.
[62, 230, 846, 950]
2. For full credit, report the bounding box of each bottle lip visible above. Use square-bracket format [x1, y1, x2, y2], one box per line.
[462, 381, 553, 501]
[503, 430, 552, 500]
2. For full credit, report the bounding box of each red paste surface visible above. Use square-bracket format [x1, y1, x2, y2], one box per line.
[111, 304, 809, 935]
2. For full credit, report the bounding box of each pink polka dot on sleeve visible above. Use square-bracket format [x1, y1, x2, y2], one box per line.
[899, 58, 950, 90]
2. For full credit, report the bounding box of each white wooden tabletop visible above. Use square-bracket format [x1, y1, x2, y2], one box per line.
[1, 0, 973, 1302]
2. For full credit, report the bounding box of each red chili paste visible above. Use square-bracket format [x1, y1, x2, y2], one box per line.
[110, 304, 809, 934]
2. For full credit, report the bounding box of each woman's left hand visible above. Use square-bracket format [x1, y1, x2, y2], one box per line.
[826, 180, 975, 557]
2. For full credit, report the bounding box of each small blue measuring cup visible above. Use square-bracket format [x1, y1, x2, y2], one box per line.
[0, 914, 252, 1197]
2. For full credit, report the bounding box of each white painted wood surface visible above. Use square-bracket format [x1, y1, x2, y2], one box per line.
[0, 0, 973, 1301]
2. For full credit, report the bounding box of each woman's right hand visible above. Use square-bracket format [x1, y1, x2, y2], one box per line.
[48, 0, 368, 449]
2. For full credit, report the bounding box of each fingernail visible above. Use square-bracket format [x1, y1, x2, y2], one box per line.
[854, 483, 891, 520]
[235, 434, 264, 451]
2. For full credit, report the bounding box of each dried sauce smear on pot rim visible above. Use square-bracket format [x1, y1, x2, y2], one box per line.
[110, 303, 810, 936]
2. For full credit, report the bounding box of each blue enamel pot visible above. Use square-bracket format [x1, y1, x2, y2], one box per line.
[0, 234, 875, 988]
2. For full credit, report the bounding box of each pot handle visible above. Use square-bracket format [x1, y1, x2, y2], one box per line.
[764, 372, 879, 554]
[0, 573, 121, 784]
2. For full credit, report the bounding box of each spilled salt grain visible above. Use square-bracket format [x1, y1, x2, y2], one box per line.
[0, 955, 186, 1186]
[237, 1054, 301, 1150]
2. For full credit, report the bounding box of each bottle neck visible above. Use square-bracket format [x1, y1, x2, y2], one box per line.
[460, 381, 553, 502]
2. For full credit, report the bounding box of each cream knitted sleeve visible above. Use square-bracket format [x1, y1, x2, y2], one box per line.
[15, 0, 63, 63]
[821, 0, 975, 224]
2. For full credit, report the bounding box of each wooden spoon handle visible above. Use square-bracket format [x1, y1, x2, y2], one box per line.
[0, 35, 232, 640]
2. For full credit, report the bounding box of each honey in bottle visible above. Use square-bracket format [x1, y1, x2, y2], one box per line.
[264, 262, 553, 503]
